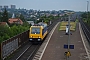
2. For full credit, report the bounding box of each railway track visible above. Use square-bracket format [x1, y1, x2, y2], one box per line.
[16, 44, 40, 60]
[15, 20, 59, 60]
[6, 19, 60, 60]
[79, 19, 90, 43]
[16, 21, 57, 60]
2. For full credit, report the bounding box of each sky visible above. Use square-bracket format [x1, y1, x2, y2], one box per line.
[0, 0, 90, 11]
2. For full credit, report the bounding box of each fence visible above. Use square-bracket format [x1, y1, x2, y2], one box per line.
[0, 30, 29, 59]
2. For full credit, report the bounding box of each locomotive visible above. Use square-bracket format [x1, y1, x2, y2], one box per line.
[29, 22, 48, 43]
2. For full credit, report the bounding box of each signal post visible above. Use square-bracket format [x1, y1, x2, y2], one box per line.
[64, 16, 74, 60]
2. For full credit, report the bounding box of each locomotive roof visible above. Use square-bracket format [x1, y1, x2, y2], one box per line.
[31, 22, 47, 29]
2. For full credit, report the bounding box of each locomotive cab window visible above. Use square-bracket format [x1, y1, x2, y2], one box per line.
[31, 27, 40, 34]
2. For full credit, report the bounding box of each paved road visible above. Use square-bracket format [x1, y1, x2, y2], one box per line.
[41, 22, 89, 60]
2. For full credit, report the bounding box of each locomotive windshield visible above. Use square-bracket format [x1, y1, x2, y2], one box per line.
[31, 27, 40, 34]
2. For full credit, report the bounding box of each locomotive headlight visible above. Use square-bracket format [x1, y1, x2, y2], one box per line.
[38, 39, 40, 41]
[38, 36, 40, 38]
[30, 39, 32, 40]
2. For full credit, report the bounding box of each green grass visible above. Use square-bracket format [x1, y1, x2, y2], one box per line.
[59, 21, 76, 31]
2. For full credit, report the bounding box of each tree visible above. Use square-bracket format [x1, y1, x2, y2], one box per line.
[81, 12, 90, 25]
[81, 12, 87, 19]
[23, 21, 30, 27]
[0, 25, 11, 42]
[0, 14, 2, 22]
[2, 8, 9, 23]
[19, 14, 26, 22]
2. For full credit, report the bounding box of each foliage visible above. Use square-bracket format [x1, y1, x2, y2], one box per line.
[0, 8, 31, 43]
[0, 12, 2, 22]
[0, 23, 30, 43]
[81, 12, 87, 18]
[22, 21, 30, 27]
[59, 21, 76, 31]
[0, 26, 11, 43]
[19, 14, 26, 22]
[81, 12, 90, 25]
[2, 8, 9, 23]
[16, 14, 26, 22]
[36, 15, 60, 24]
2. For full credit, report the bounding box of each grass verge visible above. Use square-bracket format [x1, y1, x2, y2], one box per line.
[59, 21, 76, 31]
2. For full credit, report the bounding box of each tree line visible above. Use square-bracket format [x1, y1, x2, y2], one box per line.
[0, 8, 30, 43]
[81, 12, 90, 25]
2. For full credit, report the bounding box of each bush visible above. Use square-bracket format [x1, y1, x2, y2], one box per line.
[0, 23, 30, 42]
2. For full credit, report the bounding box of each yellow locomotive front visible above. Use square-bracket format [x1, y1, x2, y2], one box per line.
[29, 22, 48, 44]
[29, 26, 43, 42]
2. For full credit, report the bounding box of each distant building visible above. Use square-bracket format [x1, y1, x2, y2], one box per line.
[27, 21, 34, 26]
[0, 22, 7, 26]
[0, 22, 9, 26]
[8, 18, 23, 25]
[11, 5, 16, 9]
[0, 6, 2, 9]
[8, 13, 23, 25]
[4, 5, 8, 9]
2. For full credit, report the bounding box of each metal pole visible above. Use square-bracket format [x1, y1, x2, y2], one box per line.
[68, 16, 70, 50]
[67, 16, 70, 60]
[87, 1, 89, 23]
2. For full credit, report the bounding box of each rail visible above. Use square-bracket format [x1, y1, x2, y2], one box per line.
[79, 19, 90, 44]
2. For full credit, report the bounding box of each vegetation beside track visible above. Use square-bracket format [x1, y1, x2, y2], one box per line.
[59, 21, 77, 31]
